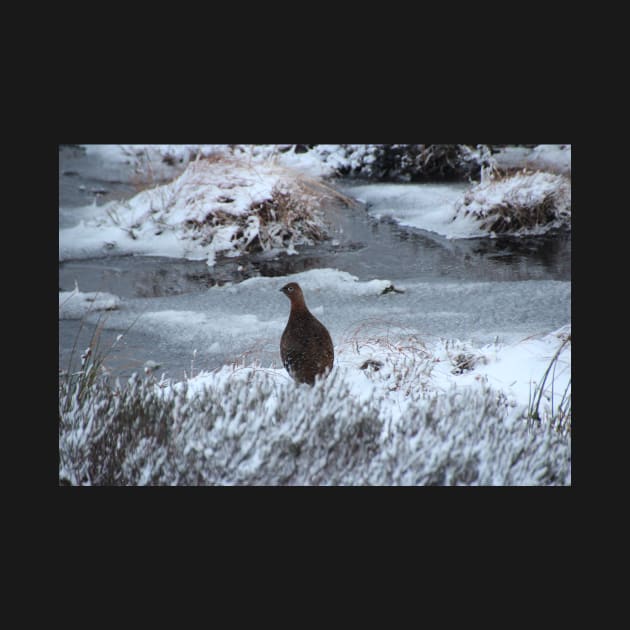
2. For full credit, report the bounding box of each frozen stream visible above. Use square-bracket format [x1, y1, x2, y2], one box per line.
[59, 147, 571, 381]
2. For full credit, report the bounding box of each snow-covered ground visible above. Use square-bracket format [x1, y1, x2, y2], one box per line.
[80, 143, 349, 180]
[178, 320, 571, 427]
[342, 182, 472, 236]
[59, 145, 571, 485]
[80, 143, 571, 181]
[59, 316, 570, 485]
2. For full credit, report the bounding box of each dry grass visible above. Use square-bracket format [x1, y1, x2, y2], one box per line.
[337, 318, 435, 396]
[340, 317, 430, 359]
[182, 162, 356, 256]
[156, 155, 358, 257]
[477, 190, 559, 234]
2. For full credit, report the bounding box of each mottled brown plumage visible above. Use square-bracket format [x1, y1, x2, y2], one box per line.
[280, 282, 334, 385]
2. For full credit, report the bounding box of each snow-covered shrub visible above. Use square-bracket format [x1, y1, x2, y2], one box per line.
[59, 361, 571, 486]
[373, 383, 570, 485]
[452, 170, 571, 235]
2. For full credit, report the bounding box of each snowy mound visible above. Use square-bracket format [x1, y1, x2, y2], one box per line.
[59, 287, 121, 319]
[59, 156, 340, 265]
[451, 171, 571, 236]
[238, 268, 393, 296]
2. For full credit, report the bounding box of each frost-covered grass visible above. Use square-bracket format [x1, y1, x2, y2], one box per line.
[526, 330, 571, 432]
[452, 171, 571, 236]
[59, 324, 571, 486]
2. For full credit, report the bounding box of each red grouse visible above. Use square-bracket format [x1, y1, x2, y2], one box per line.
[280, 282, 334, 385]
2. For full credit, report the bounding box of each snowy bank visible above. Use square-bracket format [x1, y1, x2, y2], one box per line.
[60, 155, 346, 265]
[59, 324, 570, 485]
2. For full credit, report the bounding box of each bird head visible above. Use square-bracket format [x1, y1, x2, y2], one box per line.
[280, 282, 305, 304]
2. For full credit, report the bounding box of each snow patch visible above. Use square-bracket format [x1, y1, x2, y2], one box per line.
[59, 286, 121, 319]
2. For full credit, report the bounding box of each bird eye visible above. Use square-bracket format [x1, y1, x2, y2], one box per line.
[287, 286, 294, 292]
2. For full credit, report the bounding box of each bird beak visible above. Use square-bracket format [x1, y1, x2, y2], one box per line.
[279, 287, 284, 292]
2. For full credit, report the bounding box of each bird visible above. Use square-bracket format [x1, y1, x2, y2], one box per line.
[279, 282, 334, 385]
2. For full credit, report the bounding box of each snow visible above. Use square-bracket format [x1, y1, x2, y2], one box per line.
[59, 145, 571, 485]
[59, 282, 571, 485]
[237, 267, 392, 296]
[340, 181, 473, 237]
[59, 285, 121, 319]
[82, 143, 571, 181]
[341, 170, 570, 239]
[99, 264, 568, 421]
[61, 320, 568, 485]
[63, 266, 569, 390]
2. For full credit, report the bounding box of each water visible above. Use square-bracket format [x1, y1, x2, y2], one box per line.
[59, 145, 138, 212]
[58, 147, 571, 380]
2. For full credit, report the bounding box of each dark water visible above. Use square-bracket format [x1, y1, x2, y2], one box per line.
[59, 210, 570, 298]
[59, 145, 139, 211]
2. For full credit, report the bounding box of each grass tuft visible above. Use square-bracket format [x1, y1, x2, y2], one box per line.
[526, 334, 571, 433]
[454, 170, 571, 234]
